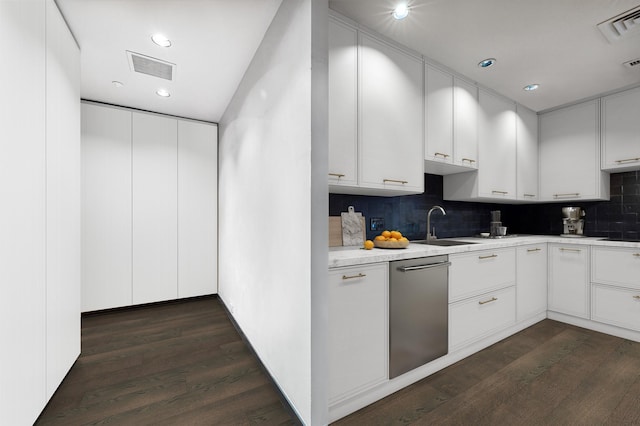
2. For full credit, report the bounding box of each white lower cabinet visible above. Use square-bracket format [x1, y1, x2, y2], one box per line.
[591, 284, 640, 332]
[328, 263, 388, 405]
[449, 247, 516, 302]
[449, 286, 516, 351]
[548, 243, 590, 318]
[516, 244, 547, 321]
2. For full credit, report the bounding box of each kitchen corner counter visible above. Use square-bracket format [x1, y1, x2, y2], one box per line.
[329, 235, 640, 268]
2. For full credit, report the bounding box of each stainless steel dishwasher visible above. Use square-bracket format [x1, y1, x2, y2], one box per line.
[389, 255, 449, 379]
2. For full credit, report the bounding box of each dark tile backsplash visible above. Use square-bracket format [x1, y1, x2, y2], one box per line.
[329, 171, 640, 241]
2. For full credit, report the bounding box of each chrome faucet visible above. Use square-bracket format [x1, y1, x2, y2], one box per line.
[426, 206, 446, 241]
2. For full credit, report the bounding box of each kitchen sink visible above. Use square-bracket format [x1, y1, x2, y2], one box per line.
[413, 239, 477, 246]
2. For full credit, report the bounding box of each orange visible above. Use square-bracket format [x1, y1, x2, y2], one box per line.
[399, 237, 409, 242]
[374, 235, 386, 241]
[381, 230, 391, 238]
[390, 230, 402, 240]
[389, 237, 398, 242]
[363, 240, 374, 250]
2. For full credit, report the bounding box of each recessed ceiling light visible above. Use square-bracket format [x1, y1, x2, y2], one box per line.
[478, 58, 496, 68]
[151, 34, 172, 47]
[392, 3, 409, 20]
[112, 80, 124, 88]
[156, 88, 171, 97]
[523, 84, 540, 91]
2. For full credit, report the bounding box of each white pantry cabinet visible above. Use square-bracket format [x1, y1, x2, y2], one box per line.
[539, 100, 609, 201]
[81, 104, 133, 311]
[516, 105, 539, 201]
[1, 0, 80, 423]
[443, 90, 517, 202]
[81, 103, 218, 311]
[132, 112, 179, 305]
[177, 120, 218, 298]
[424, 65, 478, 175]
[328, 17, 358, 188]
[548, 243, 590, 319]
[516, 244, 547, 321]
[601, 86, 640, 172]
[328, 263, 388, 405]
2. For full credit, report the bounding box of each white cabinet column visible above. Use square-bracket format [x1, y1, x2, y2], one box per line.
[178, 120, 218, 298]
[81, 104, 132, 311]
[132, 112, 178, 305]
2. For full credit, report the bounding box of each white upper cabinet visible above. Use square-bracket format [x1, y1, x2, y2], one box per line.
[601, 86, 640, 172]
[328, 18, 358, 188]
[424, 65, 478, 175]
[539, 99, 610, 201]
[443, 89, 516, 202]
[359, 33, 424, 195]
[516, 105, 539, 201]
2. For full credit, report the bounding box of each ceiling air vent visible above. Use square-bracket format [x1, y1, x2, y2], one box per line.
[623, 58, 640, 69]
[597, 5, 640, 43]
[126, 51, 176, 81]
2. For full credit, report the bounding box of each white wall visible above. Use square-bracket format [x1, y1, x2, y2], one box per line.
[218, 0, 328, 424]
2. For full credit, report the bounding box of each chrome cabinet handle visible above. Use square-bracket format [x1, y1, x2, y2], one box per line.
[560, 247, 581, 253]
[397, 261, 451, 272]
[527, 248, 542, 252]
[434, 152, 450, 158]
[329, 173, 345, 178]
[342, 273, 366, 280]
[383, 179, 408, 184]
[615, 157, 640, 164]
[479, 254, 498, 260]
[553, 193, 580, 198]
[492, 190, 508, 195]
[479, 297, 498, 305]
[461, 158, 476, 164]
[523, 193, 536, 198]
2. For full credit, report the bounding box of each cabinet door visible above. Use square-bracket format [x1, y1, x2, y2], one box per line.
[328, 264, 388, 404]
[0, 1, 47, 422]
[478, 90, 516, 199]
[425, 65, 453, 164]
[548, 244, 589, 318]
[81, 104, 133, 312]
[359, 34, 423, 193]
[592, 284, 640, 332]
[328, 18, 358, 188]
[45, 0, 81, 400]
[449, 248, 516, 302]
[178, 120, 217, 298]
[539, 100, 609, 201]
[601, 87, 640, 171]
[516, 244, 547, 321]
[516, 105, 539, 201]
[591, 246, 640, 289]
[132, 112, 178, 305]
[453, 77, 478, 169]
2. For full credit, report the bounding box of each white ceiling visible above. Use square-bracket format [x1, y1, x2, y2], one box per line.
[329, 0, 640, 112]
[56, 0, 283, 123]
[56, 0, 640, 121]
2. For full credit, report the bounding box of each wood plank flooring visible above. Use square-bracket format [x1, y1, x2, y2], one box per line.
[35, 296, 298, 425]
[35, 297, 640, 425]
[335, 320, 640, 425]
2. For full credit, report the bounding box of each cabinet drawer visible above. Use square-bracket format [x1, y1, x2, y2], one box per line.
[449, 247, 516, 302]
[592, 246, 640, 290]
[449, 286, 516, 351]
[592, 284, 640, 332]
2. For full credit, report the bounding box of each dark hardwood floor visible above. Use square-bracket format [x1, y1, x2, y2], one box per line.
[36, 296, 298, 425]
[335, 319, 640, 425]
[36, 297, 640, 425]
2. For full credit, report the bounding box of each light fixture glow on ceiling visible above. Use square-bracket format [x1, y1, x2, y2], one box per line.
[156, 88, 171, 97]
[112, 80, 124, 88]
[523, 84, 540, 91]
[392, 4, 409, 20]
[478, 58, 496, 68]
[151, 34, 172, 47]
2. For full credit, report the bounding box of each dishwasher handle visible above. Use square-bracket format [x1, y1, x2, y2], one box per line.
[397, 261, 451, 272]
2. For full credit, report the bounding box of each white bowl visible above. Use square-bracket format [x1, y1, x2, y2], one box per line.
[480, 232, 490, 237]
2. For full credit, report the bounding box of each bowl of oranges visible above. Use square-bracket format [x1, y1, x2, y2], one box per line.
[373, 230, 409, 249]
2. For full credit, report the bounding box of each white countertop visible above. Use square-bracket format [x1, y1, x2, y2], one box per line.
[329, 235, 640, 268]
